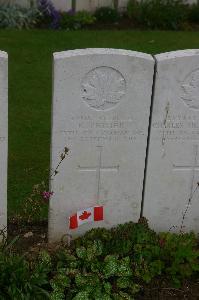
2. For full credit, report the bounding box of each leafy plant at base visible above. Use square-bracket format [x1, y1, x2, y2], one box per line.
[50, 243, 140, 299]
[159, 232, 199, 287]
[0, 249, 51, 299]
[1, 221, 198, 298]
[51, 221, 198, 298]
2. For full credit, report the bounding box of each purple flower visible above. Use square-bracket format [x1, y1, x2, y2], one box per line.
[38, 0, 60, 29]
[42, 191, 54, 201]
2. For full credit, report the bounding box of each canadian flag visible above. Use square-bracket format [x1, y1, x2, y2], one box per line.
[69, 206, 104, 229]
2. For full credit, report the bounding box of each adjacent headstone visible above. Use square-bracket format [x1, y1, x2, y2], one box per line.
[51, 0, 72, 11]
[75, 0, 113, 11]
[144, 50, 199, 233]
[49, 48, 154, 241]
[0, 51, 8, 239]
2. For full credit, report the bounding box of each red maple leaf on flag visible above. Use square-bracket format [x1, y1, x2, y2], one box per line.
[79, 211, 91, 220]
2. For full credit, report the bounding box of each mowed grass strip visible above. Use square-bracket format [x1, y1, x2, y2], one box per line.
[0, 30, 199, 216]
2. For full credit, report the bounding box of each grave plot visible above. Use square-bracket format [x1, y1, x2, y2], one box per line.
[48, 48, 154, 241]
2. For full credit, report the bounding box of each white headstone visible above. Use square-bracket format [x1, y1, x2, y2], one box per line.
[49, 48, 154, 241]
[0, 51, 8, 238]
[144, 49, 199, 233]
[51, 0, 72, 11]
[76, 0, 113, 11]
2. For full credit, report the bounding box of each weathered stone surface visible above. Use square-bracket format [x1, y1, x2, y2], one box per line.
[49, 48, 154, 241]
[0, 51, 8, 238]
[144, 49, 199, 233]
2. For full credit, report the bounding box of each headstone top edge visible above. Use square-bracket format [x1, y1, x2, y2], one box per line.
[0, 51, 8, 59]
[155, 49, 199, 61]
[53, 48, 154, 61]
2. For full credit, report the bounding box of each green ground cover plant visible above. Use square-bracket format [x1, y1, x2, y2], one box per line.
[0, 233, 50, 299]
[1, 221, 198, 299]
[0, 30, 198, 217]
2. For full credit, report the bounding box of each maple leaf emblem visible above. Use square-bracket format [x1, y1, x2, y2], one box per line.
[181, 70, 199, 110]
[82, 67, 126, 111]
[79, 211, 91, 221]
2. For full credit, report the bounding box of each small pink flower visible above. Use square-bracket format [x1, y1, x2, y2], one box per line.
[159, 238, 165, 248]
[42, 191, 54, 200]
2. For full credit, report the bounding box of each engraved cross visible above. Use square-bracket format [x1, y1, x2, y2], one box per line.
[78, 146, 119, 203]
[173, 145, 199, 198]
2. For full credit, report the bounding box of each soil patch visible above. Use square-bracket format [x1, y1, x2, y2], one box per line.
[8, 220, 48, 253]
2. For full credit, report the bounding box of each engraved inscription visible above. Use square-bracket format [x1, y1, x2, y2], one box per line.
[181, 69, 199, 110]
[81, 67, 126, 111]
[152, 113, 199, 141]
[61, 114, 145, 144]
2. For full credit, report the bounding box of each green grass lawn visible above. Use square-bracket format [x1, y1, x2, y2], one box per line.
[1, 29, 199, 218]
